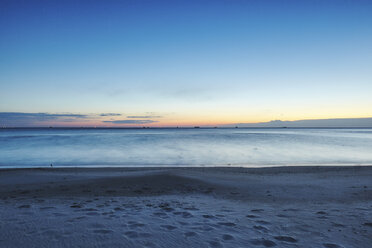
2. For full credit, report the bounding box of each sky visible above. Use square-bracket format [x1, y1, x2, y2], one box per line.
[1, 0, 372, 127]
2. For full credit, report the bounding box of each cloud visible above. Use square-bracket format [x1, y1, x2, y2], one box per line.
[224, 117, 372, 128]
[103, 120, 158, 124]
[0, 112, 88, 119]
[99, 113, 122, 116]
[0, 112, 90, 126]
[126, 116, 162, 118]
[0, 112, 162, 126]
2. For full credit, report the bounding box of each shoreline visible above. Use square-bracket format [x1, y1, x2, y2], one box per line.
[1, 165, 372, 201]
[2, 164, 372, 171]
[1, 165, 371, 247]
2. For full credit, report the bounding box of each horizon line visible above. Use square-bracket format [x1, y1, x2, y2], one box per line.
[2, 126, 372, 129]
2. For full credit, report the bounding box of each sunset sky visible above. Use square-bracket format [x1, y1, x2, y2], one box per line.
[1, 0, 372, 127]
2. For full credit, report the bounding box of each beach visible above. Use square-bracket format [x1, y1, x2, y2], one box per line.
[0, 166, 371, 248]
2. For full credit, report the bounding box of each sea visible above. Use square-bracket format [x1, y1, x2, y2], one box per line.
[1, 128, 372, 168]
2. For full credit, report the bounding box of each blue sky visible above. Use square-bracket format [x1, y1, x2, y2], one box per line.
[1, 0, 372, 126]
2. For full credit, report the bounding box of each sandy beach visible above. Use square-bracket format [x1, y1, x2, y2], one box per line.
[0, 166, 371, 248]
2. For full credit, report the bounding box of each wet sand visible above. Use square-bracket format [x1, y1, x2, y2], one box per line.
[0, 166, 371, 247]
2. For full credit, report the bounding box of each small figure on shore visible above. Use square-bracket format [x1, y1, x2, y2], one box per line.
[50, 163, 53, 168]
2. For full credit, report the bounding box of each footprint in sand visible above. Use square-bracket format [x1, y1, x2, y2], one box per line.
[274, 236, 297, 243]
[124, 231, 139, 238]
[128, 222, 146, 229]
[254, 225, 269, 232]
[249, 238, 276, 247]
[185, 231, 197, 237]
[86, 212, 99, 216]
[158, 203, 174, 212]
[332, 222, 345, 227]
[102, 211, 114, 216]
[182, 212, 193, 218]
[83, 208, 98, 214]
[82, 208, 98, 212]
[162, 207, 174, 212]
[363, 222, 372, 227]
[53, 212, 67, 217]
[202, 214, 215, 219]
[276, 214, 288, 218]
[153, 211, 168, 218]
[93, 229, 113, 234]
[283, 208, 299, 212]
[67, 216, 85, 222]
[183, 206, 199, 211]
[18, 204, 31, 209]
[255, 220, 271, 225]
[323, 243, 343, 248]
[222, 234, 234, 240]
[218, 222, 236, 227]
[161, 225, 177, 230]
[193, 225, 214, 231]
[173, 211, 193, 218]
[70, 204, 82, 209]
[251, 209, 264, 213]
[208, 240, 223, 248]
[40, 206, 55, 210]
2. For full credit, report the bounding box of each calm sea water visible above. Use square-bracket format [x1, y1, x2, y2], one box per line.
[1, 128, 372, 168]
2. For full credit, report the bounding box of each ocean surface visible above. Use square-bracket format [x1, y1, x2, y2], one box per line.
[1, 128, 372, 168]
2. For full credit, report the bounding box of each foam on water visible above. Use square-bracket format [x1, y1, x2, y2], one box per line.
[1, 128, 372, 168]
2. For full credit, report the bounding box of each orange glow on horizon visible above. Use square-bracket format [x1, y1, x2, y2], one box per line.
[32, 113, 372, 128]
